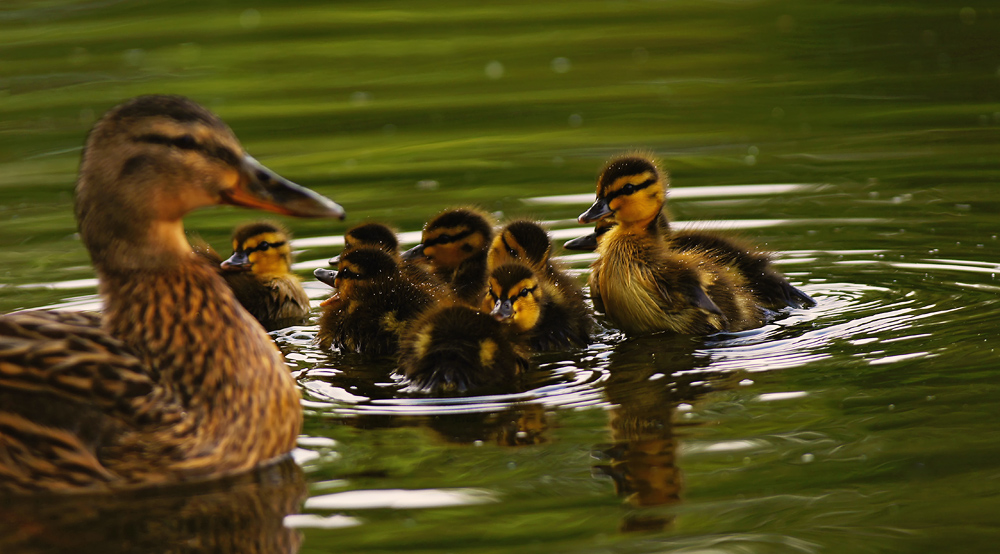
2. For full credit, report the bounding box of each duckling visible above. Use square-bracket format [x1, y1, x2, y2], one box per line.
[485, 262, 590, 350]
[331, 221, 442, 288]
[219, 221, 310, 330]
[328, 221, 400, 265]
[402, 207, 494, 305]
[0, 95, 344, 493]
[398, 303, 530, 393]
[488, 220, 587, 305]
[580, 154, 766, 335]
[570, 158, 813, 311]
[315, 247, 441, 356]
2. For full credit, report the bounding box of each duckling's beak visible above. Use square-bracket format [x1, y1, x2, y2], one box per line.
[328, 254, 341, 266]
[562, 232, 599, 252]
[314, 267, 338, 288]
[578, 198, 612, 223]
[490, 299, 514, 321]
[221, 250, 252, 272]
[223, 155, 346, 219]
[401, 243, 426, 261]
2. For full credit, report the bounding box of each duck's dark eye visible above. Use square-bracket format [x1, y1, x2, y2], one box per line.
[622, 183, 636, 194]
[438, 234, 453, 242]
[258, 241, 270, 251]
[505, 245, 517, 257]
[174, 134, 198, 150]
[519, 288, 531, 297]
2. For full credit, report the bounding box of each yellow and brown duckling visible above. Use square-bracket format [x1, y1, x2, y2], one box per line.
[580, 154, 767, 335]
[568, 190, 814, 311]
[315, 247, 442, 356]
[328, 221, 401, 265]
[488, 219, 589, 309]
[0, 95, 344, 494]
[219, 221, 310, 330]
[485, 262, 590, 350]
[402, 207, 494, 305]
[398, 302, 530, 393]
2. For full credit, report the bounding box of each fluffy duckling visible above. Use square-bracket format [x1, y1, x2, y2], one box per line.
[0, 95, 343, 493]
[398, 303, 530, 393]
[219, 221, 310, 330]
[328, 221, 400, 265]
[580, 154, 767, 335]
[315, 247, 441, 356]
[485, 262, 590, 350]
[403, 208, 494, 305]
[570, 157, 814, 311]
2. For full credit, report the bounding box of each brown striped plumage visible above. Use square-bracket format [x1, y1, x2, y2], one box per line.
[0, 94, 344, 494]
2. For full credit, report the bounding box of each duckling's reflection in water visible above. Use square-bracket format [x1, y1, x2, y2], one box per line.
[0, 459, 306, 554]
[427, 404, 548, 446]
[592, 335, 719, 533]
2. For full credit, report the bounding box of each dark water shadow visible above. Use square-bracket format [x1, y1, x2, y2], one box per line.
[0, 459, 306, 554]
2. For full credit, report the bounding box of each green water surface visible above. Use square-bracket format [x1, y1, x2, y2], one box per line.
[1, 1, 999, 553]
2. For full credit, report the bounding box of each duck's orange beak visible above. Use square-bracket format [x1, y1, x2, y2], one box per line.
[223, 155, 346, 219]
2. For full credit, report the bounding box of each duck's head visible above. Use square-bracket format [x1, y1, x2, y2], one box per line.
[329, 222, 399, 265]
[314, 247, 397, 304]
[75, 95, 344, 271]
[562, 218, 615, 252]
[484, 263, 544, 333]
[578, 154, 667, 228]
[403, 208, 493, 271]
[488, 220, 552, 272]
[221, 221, 294, 277]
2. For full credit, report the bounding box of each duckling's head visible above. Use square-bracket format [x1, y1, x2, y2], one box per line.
[404, 208, 493, 271]
[488, 220, 552, 271]
[579, 154, 667, 227]
[562, 218, 615, 251]
[315, 247, 397, 301]
[221, 221, 294, 277]
[484, 263, 544, 333]
[75, 95, 344, 271]
[329, 222, 399, 265]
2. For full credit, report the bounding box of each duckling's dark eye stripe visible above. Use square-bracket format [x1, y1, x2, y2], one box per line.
[501, 235, 518, 257]
[135, 133, 200, 150]
[424, 228, 475, 247]
[604, 177, 657, 202]
[239, 241, 286, 255]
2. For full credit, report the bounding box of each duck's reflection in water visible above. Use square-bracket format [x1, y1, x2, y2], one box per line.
[593, 334, 717, 533]
[0, 458, 306, 554]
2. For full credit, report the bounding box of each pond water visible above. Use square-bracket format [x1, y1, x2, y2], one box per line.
[2, 0, 1000, 553]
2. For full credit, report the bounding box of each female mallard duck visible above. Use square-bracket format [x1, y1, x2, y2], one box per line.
[315, 247, 441, 356]
[579, 154, 767, 335]
[402, 208, 494, 305]
[485, 262, 590, 350]
[219, 220, 310, 330]
[0, 95, 344, 494]
[398, 302, 530, 393]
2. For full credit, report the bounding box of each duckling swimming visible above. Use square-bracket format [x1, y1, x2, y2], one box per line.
[580, 154, 767, 335]
[488, 219, 588, 308]
[219, 221, 310, 330]
[403, 207, 494, 305]
[398, 303, 530, 393]
[328, 221, 400, 265]
[485, 263, 590, 350]
[565, 218, 813, 310]
[0, 95, 344, 493]
[315, 247, 441, 356]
